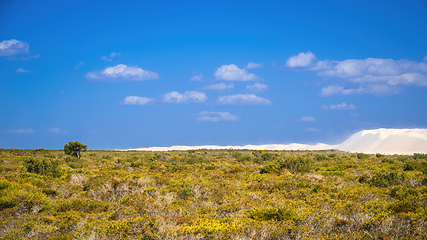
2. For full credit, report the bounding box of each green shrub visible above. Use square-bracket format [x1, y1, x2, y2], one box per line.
[178, 187, 194, 200]
[260, 163, 278, 174]
[57, 198, 110, 213]
[65, 156, 85, 169]
[0, 179, 10, 190]
[233, 152, 252, 162]
[413, 153, 427, 159]
[389, 200, 418, 214]
[205, 165, 216, 170]
[403, 161, 427, 174]
[249, 207, 296, 221]
[279, 156, 311, 173]
[260, 152, 276, 162]
[357, 153, 370, 159]
[381, 158, 394, 164]
[369, 171, 403, 188]
[358, 173, 370, 183]
[23, 157, 62, 177]
[315, 154, 327, 161]
[42, 187, 60, 196]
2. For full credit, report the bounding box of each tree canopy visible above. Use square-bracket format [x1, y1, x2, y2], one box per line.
[63, 141, 87, 159]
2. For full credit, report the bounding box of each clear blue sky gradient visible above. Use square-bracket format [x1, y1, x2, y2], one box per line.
[1, 0, 426, 149]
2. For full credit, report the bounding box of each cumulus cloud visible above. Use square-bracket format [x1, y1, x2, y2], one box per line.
[320, 84, 399, 97]
[214, 64, 260, 81]
[203, 83, 234, 90]
[247, 62, 263, 69]
[163, 91, 207, 103]
[286, 51, 316, 67]
[48, 127, 68, 135]
[300, 116, 315, 122]
[190, 74, 203, 82]
[0, 39, 30, 56]
[86, 64, 159, 81]
[314, 57, 427, 86]
[16, 68, 30, 73]
[196, 111, 239, 122]
[122, 96, 155, 105]
[321, 102, 356, 110]
[246, 83, 268, 92]
[218, 94, 271, 105]
[101, 52, 121, 61]
[288, 52, 427, 89]
[6, 128, 34, 134]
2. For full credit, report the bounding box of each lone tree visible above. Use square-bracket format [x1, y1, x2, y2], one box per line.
[64, 141, 87, 159]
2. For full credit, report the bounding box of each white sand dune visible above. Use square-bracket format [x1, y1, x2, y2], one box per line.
[337, 128, 427, 155]
[129, 143, 336, 152]
[128, 128, 427, 155]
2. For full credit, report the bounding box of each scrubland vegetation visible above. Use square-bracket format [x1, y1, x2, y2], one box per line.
[0, 148, 426, 239]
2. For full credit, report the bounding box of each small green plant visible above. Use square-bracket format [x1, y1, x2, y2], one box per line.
[249, 207, 296, 221]
[178, 187, 195, 200]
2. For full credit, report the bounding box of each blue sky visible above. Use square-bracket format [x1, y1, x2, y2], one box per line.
[1, 0, 427, 149]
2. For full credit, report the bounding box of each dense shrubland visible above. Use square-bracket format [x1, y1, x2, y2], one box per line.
[0, 148, 426, 239]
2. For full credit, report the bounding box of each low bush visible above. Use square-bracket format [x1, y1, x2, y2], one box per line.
[413, 153, 427, 159]
[65, 156, 85, 169]
[23, 157, 62, 177]
[403, 160, 427, 174]
[178, 187, 195, 200]
[279, 156, 312, 173]
[260, 163, 278, 174]
[369, 171, 403, 188]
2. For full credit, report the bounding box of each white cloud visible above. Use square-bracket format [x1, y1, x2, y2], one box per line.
[196, 111, 239, 122]
[75, 61, 84, 70]
[6, 128, 34, 134]
[16, 68, 30, 73]
[214, 64, 259, 81]
[314, 58, 427, 86]
[247, 62, 263, 69]
[0, 39, 29, 56]
[286, 51, 316, 67]
[305, 128, 320, 132]
[424, 55, 427, 62]
[300, 116, 315, 122]
[101, 52, 121, 61]
[203, 83, 234, 90]
[190, 74, 203, 82]
[320, 84, 399, 97]
[86, 64, 159, 81]
[218, 94, 272, 105]
[20, 54, 39, 61]
[122, 96, 155, 105]
[287, 52, 427, 88]
[321, 102, 356, 110]
[246, 83, 268, 92]
[48, 127, 68, 135]
[163, 91, 207, 103]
